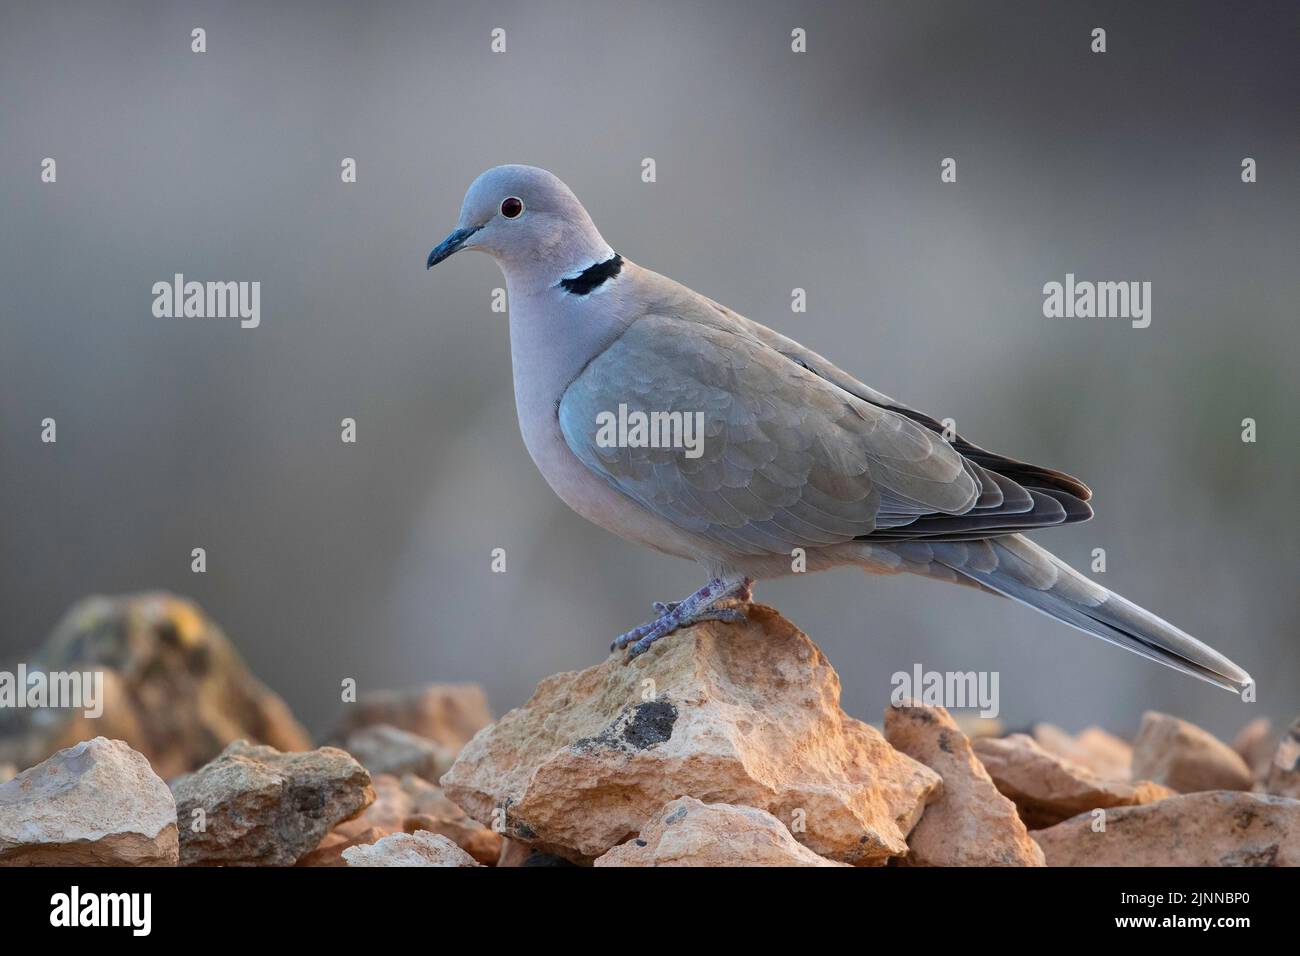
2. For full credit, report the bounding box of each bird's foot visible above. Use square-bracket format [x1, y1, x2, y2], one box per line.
[649, 580, 751, 617]
[611, 576, 753, 659]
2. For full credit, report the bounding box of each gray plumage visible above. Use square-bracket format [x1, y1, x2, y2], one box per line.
[427, 165, 1251, 692]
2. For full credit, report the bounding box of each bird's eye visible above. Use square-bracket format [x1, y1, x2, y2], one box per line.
[500, 196, 524, 219]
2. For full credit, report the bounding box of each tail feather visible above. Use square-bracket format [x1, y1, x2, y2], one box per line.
[927, 534, 1252, 693]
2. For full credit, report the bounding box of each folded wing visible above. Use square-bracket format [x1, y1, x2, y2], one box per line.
[558, 309, 1091, 557]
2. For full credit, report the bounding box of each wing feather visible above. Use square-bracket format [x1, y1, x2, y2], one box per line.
[558, 306, 1091, 556]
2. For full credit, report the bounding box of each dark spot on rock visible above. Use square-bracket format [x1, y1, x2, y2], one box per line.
[937, 730, 954, 754]
[634, 838, 647, 847]
[622, 700, 677, 749]
[521, 852, 578, 867]
[571, 699, 678, 754]
[664, 806, 688, 826]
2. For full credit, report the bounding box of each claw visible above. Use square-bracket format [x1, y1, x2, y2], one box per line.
[627, 629, 668, 659]
[613, 577, 754, 660]
[611, 618, 658, 652]
[624, 606, 742, 658]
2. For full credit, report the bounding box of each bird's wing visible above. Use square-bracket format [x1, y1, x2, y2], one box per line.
[710, 299, 1093, 503]
[558, 308, 1088, 557]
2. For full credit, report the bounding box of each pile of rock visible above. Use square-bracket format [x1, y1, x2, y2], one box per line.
[1025, 713, 1299, 866]
[0, 594, 498, 867]
[0, 593, 1295, 867]
[441, 606, 1299, 867]
[443, 604, 940, 866]
[0, 593, 310, 779]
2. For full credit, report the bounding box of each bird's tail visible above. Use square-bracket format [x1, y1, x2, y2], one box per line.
[914, 534, 1252, 693]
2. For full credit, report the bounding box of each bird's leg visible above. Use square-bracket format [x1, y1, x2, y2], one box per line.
[650, 582, 750, 617]
[612, 575, 754, 659]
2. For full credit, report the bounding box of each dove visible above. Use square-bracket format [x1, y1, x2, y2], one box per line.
[427, 164, 1251, 693]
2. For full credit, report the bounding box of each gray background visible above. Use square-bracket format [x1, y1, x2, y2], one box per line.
[2, 1, 1296, 742]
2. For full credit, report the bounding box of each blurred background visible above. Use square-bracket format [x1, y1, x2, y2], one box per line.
[1, 0, 1296, 743]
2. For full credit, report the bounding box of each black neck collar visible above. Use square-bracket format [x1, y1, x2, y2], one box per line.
[558, 254, 623, 296]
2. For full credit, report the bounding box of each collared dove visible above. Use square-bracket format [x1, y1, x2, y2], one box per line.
[427, 165, 1251, 693]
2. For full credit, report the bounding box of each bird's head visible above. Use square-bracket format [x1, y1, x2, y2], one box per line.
[426, 165, 613, 287]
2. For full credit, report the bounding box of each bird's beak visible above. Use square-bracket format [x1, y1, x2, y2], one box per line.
[426, 225, 481, 269]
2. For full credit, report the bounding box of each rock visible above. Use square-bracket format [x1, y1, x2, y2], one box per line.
[1264, 718, 1300, 799]
[442, 605, 940, 865]
[340, 724, 455, 782]
[336, 773, 414, 838]
[973, 734, 1174, 829]
[594, 797, 847, 867]
[342, 830, 480, 867]
[299, 772, 500, 866]
[0, 764, 14, 784]
[332, 684, 491, 752]
[297, 826, 386, 867]
[1131, 711, 1253, 793]
[885, 704, 1044, 866]
[1233, 717, 1276, 781]
[172, 740, 373, 866]
[0, 594, 311, 779]
[296, 771, 414, 867]
[0, 737, 178, 866]
[401, 775, 502, 865]
[1034, 791, 1300, 866]
[1033, 723, 1132, 781]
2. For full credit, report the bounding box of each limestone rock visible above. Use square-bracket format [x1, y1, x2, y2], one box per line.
[1131, 711, 1253, 793]
[885, 705, 1044, 866]
[340, 724, 455, 782]
[172, 740, 373, 866]
[342, 830, 480, 867]
[443, 605, 940, 865]
[332, 683, 491, 752]
[0, 594, 311, 779]
[0, 737, 178, 866]
[401, 777, 502, 865]
[1264, 718, 1300, 799]
[300, 772, 500, 866]
[1034, 791, 1300, 866]
[601, 796, 846, 867]
[297, 771, 414, 867]
[595, 797, 846, 867]
[973, 733, 1173, 829]
[1033, 723, 1132, 781]
[297, 826, 386, 867]
[1233, 718, 1275, 780]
